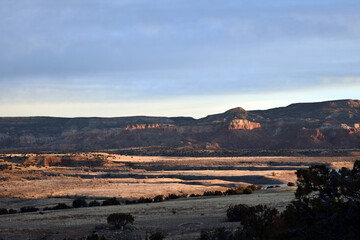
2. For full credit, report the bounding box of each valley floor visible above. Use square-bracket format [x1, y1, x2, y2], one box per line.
[0, 153, 358, 239]
[0, 187, 295, 240]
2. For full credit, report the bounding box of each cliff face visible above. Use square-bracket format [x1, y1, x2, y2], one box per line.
[0, 99, 359, 151]
[228, 119, 261, 130]
[125, 123, 175, 130]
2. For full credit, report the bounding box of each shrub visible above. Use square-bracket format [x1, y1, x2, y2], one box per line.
[20, 206, 39, 213]
[239, 205, 280, 239]
[125, 199, 137, 205]
[0, 208, 8, 215]
[149, 232, 165, 240]
[287, 182, 295, 186]
[89, 200, 101, 207]
[235, 187, 244, 194]
[53, 203, 71, 210]
[72, 198, 88, 208]
[282, 162, 360, 239]
[213, 191, 223, 196]
[203, 191, 223, 196]
[224, 161, 360, 239]
[138, 197, 153, 203]
[243, 187, 253, 194]
[203, 191, 213, 196]
[189, 194, 201, 197]
[248, 184, 258, 191]
[8, 209, 17, 214]
[224, 189, 236, 195]
[200, 227, 233, 240]
[167, 193, 179, 200]
[86, 233, 106, 240]
[107, 213, 134, 229]
[102, 197, 120, 206]
[153, 195, 164, 202]
[226, 204, 250, 222]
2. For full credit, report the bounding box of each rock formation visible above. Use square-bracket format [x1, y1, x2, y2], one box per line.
[0, 99, 359, 152]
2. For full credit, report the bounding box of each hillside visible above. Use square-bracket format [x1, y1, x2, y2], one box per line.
[0, 99, 359, 152]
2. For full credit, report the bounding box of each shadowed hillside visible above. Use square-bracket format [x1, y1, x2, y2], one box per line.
[0, 99, 359, 152]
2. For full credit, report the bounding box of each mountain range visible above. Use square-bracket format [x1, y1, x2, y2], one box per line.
[0, 99, 359, 152]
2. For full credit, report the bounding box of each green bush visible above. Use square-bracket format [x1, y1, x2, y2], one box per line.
[153, 195, 164, 202]
[102, 197, 120, 206]
[72, 198, 88, 208]
[107, 213, 134, 229]
[189, 193, 201, 197]
[86, 233, 106, 240]
[89, 200, 101, 207]
[0, 208, 8, 215]
[243, 187, 253, 194]
[138, 197, 153, 203]
[224, 161, 360, 239]
[239, 205, 279, 239]
[248, 184, 257, 191]
[167, 193, 180, 199]
[20, 206, 39, 213]
[203, 191, 223, 196]
[200, 227, 232, 240]
[226, 204, 250, 222]
[8, 209, 17, 214]
[213, 190, 223, 196]
[235, 187, 245, 194]
[125, 199, 137, 205]
[149, 232, 165, 240]
[53, 203, 71, 210]
[224, 188, 236, 195]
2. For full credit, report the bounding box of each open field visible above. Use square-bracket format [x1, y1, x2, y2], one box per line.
[0, 153, 358, 199]
[0, 188, 295, 240]
[0, 153, 359, 239]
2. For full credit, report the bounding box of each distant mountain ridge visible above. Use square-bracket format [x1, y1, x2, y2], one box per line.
[0, 99, 359, 152]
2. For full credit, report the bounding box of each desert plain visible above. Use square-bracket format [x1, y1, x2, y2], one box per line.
[0, 152, 359, 239]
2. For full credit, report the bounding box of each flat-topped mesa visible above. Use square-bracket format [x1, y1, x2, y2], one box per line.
[125, 123, 175, 130]
[228, 119, 261, 130]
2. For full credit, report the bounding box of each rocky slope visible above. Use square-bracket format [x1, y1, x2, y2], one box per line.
[0, 99, 359, 152]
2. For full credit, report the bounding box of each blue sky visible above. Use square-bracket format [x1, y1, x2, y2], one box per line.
[0, 0, 359, 118]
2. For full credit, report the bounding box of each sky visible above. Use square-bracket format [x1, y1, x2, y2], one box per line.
[0, 0, 359, 118]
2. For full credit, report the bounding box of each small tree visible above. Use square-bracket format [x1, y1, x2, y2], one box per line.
[53, 203, 71, 210]
[72, 198, 87, 208]
[107, 213, 134, 229]
[86, 233, 106, 240]
[248, 184, 257, 191]
[149, 232, 165, 240]
[153, 195, 164, 202]
[89, 200, 101, 207]
[0, 208, 8, 215]
[102, 197, 120, 206]
[226, 204, 250, 222]
[20, 206, 39, 213]
[243, 187, 253, 194]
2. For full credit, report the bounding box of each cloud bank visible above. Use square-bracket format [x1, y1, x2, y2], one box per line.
[0, 0, 359, 117]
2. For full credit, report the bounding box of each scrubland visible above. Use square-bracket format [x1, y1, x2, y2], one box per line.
[0, 152, 358, 239]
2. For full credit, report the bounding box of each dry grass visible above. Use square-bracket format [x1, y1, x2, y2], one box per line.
[0, 187, 295, 240]
[0, 152, 357, 239]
